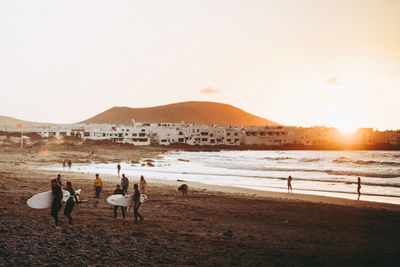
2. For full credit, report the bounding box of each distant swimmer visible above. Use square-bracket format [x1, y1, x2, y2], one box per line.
[357, 177, 361, 200]
[287, 176, 293, 193]
[64, 181, 79, 225]
[50, 179, 63, 227]
[93, 174, 103, 201]
[117, 163, 121, 177]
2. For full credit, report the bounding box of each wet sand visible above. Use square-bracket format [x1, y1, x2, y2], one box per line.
[1, 142, 400, 266]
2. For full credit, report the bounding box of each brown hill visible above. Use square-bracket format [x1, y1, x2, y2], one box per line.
[81, 101, 279, 126]
[0, 116, 54, 132]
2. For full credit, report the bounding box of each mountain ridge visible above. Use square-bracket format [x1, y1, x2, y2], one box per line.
[81, 101, 279, 126]
[0, 116, 54, 132]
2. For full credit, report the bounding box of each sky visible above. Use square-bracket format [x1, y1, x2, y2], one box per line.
[1, 0, 399, 130]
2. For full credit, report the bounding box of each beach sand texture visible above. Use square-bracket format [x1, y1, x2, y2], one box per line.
[0, 142, 400, 266]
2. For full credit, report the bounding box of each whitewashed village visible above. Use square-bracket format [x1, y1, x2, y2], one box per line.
[30, 122, 400, 147]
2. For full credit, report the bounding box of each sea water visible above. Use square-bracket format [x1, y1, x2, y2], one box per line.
[44, 150, 400, 205]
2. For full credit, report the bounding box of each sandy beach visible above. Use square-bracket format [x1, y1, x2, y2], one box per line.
[1, 140, 400, 266]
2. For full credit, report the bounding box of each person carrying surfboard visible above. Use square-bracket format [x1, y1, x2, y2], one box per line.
[93, 174, 103, 200]
[50, 179, 63, 227]
[64, 181, 79, 225]
[113, 185, 126, 220]
[133, 184, 144, 224]
[56, 174, 62, 186]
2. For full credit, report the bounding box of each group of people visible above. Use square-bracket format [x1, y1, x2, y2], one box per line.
[50, 172, 148, 227]
[50, 175, 78, 227]
[62, 159, 72, 169]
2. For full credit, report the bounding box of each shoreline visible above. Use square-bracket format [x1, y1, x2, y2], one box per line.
[1, 145, 400, 265]
[39, 159, 400, 208]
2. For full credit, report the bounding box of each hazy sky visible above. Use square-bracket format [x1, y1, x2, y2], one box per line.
[1, 0, 399, 130]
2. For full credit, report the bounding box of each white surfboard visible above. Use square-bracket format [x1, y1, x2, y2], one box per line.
[27, 190, 70, 209]
[113, 194, 148, 207]
[113, 194, 134, 207]
[107, 194, 124, 205]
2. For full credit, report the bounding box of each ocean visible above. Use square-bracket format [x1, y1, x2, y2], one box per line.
[43, 150, 400, 205]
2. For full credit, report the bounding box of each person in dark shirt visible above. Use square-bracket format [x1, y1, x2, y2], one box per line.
[67, 160, 72, 169]
[64, 181, 78, 225]
[113, 185, 126, 219]
[50, 179, 63, 226]
[133, 184, 143, 224]
[56, 174, 62, 187]
[121, 174, 129, 195]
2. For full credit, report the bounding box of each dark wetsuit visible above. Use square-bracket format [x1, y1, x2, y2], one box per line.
[64, 188, 78, 224]
[133, 190, 143, 223]
[114, 189, 126, 219]
[51, 185, 63, 226]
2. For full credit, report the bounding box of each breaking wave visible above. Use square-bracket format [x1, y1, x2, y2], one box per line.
[333, 157, 400, 167]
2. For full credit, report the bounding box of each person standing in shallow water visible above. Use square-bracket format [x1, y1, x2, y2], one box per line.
[287, 176, 293, 193]
[50, 179, 63, 227]
[117, 163, 121, 177]
[64, 181, 78, 225]
[357, 177, 361, 200]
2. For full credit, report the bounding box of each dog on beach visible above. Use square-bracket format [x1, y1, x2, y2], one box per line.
[177, 184, 188, 196]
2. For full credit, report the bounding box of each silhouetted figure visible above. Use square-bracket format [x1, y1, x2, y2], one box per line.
[64, 181, 78, 225]
[113, 185, 125, 220]
[133, 184, 143, 224]
[50, 179, 63, 227]
[121, 174, 129, 195]
[117, 163, 121, 177]
[62, 160, 66, 169]
[287, 176, 293, 193]
[357, 177, 361, 200]
[56, 174, 62, 186]
[67, 160, 72, 169]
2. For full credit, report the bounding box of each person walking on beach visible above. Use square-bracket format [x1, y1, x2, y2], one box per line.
[64, 181, 78, 225]
[117, 163, 121, 177]
[62, 160, 66, 169]
[67, 160, 72, 170]
[93, 174, 103, 201]
[287, 176, 293, 193]
[133, 184, 144, 224]
[56, 174, 63, 187]
[357, 177, 361, 200]
[139, 175, 147, 194]
[113, 185, 126, 220]
[121, 174, 129, 195]
[50, 179, 63, 227]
